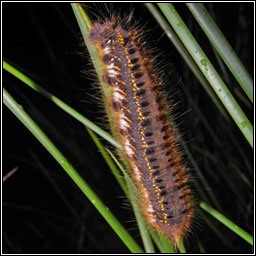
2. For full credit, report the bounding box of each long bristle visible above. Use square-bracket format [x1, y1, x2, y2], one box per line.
[88, 12, 193, 247]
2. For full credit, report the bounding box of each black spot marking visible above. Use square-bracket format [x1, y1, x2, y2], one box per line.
[121, 97, 128, 104]
[167, 214, 174, 219]
[158, 105, 164, 111]
[137, 82, 144, 87]
[123, 37, 129, 46]
[142, 111, 150, 117]
[174, 178, 181, 184]
[160, 190, 167, 196]
[131, 58, 139, 64]
[156, 95, 162, 103]
[147, 141, 154, 145]
[163, 201, 168, 204]
[168, 162, 175, 169]
[179, 194, 186, 200]
[179, 193, 190, 200]
[128, 48, 136, 54]
[152, 170, 160, 176]
[141, 101, 149, 107]
[149, 158, 157, 163]
[155, 178, 163, 183]
[159, 185, 165, 189]
[161, 142, 170, 149]
[145, 131, 153, 137]
[102, 54, 113, 64]
[152, 165, 160, 169]
[112, 101, 119, 111]
[131, 64, 140, 71]
[141, 119, 150, 127]
[161, 125, 168, 132]
[165, 151, 171, 156]
[158, 114, 167, 121]
[163, 134, 169, 140]
[146, 147, 155, 155]
[134, 72, 143, 79]
[112, 22, 118, 30]
[181, 209, 188, 214]
[136, 89, 145, 96]
[112, 101, 118, 109]
[177, 183, 187, 191]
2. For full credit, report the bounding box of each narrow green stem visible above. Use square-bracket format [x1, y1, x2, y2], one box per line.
[145, 3, 229, 121]
[86, 127, 128, 195]
[178, 240, 186, 253]
[200, 201, 253, 246]
[107, 150, 155, 253]
[151, 232, 175, 253]
[3, 88, 143, 253]
[158, 3, 253, 148]
[186, 3, 253, 103]
[3, 60, 120, 149]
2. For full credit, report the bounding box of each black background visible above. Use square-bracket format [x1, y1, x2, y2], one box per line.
[3, 3, 254, 253]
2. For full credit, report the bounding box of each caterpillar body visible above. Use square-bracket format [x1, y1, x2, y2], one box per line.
[88, 15, 193, 246]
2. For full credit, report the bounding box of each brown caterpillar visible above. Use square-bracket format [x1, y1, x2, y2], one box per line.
[88, 15, 193, 246]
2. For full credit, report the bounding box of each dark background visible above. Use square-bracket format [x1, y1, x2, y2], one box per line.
[3, 3, 254, 253]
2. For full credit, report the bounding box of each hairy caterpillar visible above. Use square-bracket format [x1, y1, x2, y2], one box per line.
[88, 12, 193, 246]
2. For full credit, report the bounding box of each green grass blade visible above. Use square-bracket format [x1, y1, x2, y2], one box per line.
[71, 4, 155, 251]
[150, 231, 176, 253]
[3, 88, 143, 253]
[86, 127, 128, 195]
[71, 3, 111, 101]
[3, 3, 253, 253]
[71, 5, 155, 251]
[177, 240, 186, 253]
[186, 3, 253, 103]
[157, 3, 253, 148]
[145, 3, 229, 121]
[197, 239, 206, 253]
[200, 201, 253, 246]
[106, 149, 155, 253]
[87, 125, 156, 252]
[3, 60, 120, 149]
